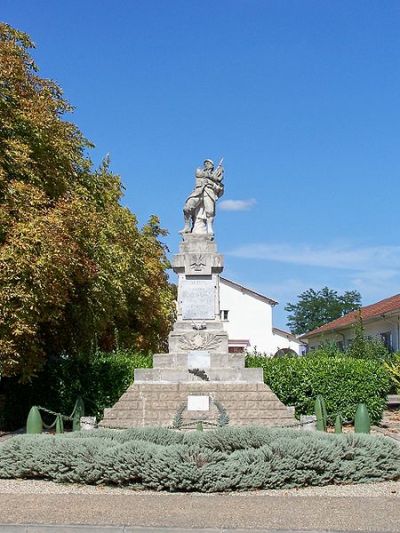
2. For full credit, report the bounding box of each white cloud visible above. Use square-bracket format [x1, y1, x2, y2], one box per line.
[349, 269, 400, 300]
[219, 199, 256, 211]
[254, 278, 314, 303]
[226, 242, 400, 327]
[228, 242, 400, 271]
[251, 272, 400, 329]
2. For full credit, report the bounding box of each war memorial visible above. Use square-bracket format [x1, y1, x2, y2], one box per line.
[102, 159, 296, 429]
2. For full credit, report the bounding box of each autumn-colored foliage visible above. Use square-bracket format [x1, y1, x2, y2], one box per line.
[0, 23, 175, 381]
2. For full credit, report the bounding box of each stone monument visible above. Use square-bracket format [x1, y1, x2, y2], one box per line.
[101, 160, 295, 428]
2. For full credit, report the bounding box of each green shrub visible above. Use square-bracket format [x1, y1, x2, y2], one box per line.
[346, 321, 392, 361]
[0, 427, 398, 491]
[246, 355, 390, 424]
[384, 354, 400, 393]
[309, 341, 342, 358]
[0, 350, 152, 429]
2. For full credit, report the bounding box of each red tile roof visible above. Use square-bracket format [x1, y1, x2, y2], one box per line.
[301, 293, 400, 339]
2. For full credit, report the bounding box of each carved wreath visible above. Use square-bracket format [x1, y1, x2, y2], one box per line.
[172, 398, 229, 429]
[179, 332, 222, 351]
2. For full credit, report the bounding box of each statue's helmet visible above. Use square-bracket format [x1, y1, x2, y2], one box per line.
[204, 159, 214, 167]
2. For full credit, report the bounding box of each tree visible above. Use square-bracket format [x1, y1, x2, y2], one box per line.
[0, 24, 175, 381]
[285, 287, 361, 335]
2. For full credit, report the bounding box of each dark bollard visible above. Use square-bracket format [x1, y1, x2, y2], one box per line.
[26, 406, 43, 434]
[334, 414, 343, 433]
[354, 403, 370, 433]
[314, 395, 327, 431]
[320, 396, 328, 427]
[55, 414, 64, 434]
[72, 397, 85, 432]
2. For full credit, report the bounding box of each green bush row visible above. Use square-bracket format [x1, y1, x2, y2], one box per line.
[0, 349, 391, 430]
[1, 427, 399, 492]
[246, 355, 390, 424]
[0, 350, 152, 429]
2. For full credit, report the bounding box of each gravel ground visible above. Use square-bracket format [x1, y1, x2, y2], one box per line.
[1, 488, 400, 531]
[0, 478, 399, 497]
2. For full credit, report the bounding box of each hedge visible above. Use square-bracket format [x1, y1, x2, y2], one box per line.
[0, 350, 152, 430]
[246, 355, 390, 424]
[1, 427, 399, 492]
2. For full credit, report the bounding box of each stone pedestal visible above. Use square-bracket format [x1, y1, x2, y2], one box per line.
[101, 233, 296, 429]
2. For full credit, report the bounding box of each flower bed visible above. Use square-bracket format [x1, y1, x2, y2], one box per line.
[0, 427, 399, 492]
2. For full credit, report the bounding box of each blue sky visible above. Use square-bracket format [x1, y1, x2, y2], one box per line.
[3, 1, 400, 328]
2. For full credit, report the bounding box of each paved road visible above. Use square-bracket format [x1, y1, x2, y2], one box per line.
[0, 492, 399, 532]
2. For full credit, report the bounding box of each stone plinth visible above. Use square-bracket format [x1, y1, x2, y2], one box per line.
[101, 231, 296, 428]
[101, 383, 295, 429]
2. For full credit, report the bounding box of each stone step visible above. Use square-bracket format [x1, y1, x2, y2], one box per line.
[387, 394, 400, 407]
[134, 367, 263, 384]
[100, 381, 296, 429]
[119, 386, 279, 402]
[102, 410, 295, 423]
[153, 352, 245, 369]
[108, 400, 288, 413]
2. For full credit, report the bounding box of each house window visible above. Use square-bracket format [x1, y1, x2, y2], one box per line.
[336, 341, 345, 352]
[228, 346, 245, 353]
[220, 310, 229, 321]
[228, 340, 250, 353]
[380, 331, 393, 351]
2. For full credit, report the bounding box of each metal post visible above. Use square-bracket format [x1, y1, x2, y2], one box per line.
[334, 414, 343, 433]
[26, 406, 43, 434]
[314, 395, 327, 431]
[55, 414, 64, 434]
[354, 403, 370, 433]
[72, 397, 85, 432]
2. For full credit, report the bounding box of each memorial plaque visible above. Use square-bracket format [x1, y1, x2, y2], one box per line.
[181, 278, 215, 319]
[187, 350, 210, 369]
[187, 395, 210, 411]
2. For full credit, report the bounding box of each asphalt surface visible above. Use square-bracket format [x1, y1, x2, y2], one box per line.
[0, 492, 399, 532]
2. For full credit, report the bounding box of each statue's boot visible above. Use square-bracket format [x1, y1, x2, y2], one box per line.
[207, 217, 214, 236]
[180, 215, 192, 234]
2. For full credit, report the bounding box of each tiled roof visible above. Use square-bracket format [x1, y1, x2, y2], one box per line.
[301, 293, 400, 339]
[272, 327, 303, 343]
[220, 277, 278, 306]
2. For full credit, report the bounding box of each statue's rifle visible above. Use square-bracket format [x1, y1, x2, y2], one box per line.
[214, 158, 224, 179]
[206, 158, 224, 185]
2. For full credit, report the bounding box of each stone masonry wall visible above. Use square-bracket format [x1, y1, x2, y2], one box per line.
[100, 382, 295, 429]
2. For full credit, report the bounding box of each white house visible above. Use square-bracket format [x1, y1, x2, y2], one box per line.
[300, 293, 400, 352]
[219, 277, 304, 355]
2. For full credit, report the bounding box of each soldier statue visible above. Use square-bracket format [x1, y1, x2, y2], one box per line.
[181, 158, 224, 236]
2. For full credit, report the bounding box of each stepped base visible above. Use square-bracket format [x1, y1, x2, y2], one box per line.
[134, 367, 263, 383]
[100, 382, 296, 429]
[153, 352, 245, 368]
